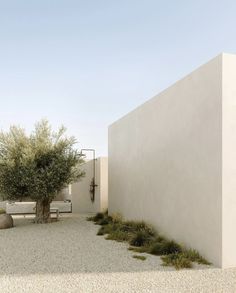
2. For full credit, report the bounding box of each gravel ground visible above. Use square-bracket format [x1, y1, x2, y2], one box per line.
[0, 214, 236, 293]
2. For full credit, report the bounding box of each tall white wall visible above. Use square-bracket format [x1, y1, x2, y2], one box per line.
[109, 54, 225, 267]
[71, 157, 108, 214]
[222, 53, 236, 268]
[55, 186, 71, 201]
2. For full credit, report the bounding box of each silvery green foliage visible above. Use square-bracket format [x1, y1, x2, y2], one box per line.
[0, 119, 84, 202]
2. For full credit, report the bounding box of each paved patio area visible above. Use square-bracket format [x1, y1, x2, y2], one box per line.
[0, 214, 236, 292]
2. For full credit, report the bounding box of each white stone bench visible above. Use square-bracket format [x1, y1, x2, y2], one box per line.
[6, 202, 35, 214]
[5, 201, 72, 215]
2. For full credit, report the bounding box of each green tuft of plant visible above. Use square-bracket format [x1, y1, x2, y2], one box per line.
[89, 210, 210, 270]
[149, 242, 163, 255]
[128, 246, 150, 253]
[93, 212, 104, 221]
[121, 221, 156, 236]
[129, 231, 153, 247]
[182, 249, 211, 265]
[96, 216, 112, 226]
[97, 223, 115, 235]
[161, 253, 192, 270]
[106, 230, 131, 242]
[86, 212, 104, 223]
[149, 240, 182, 256]
[0, 208, 6, 214]
[132, 255, 147, 261]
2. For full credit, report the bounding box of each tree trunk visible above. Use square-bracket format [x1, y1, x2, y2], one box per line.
[35, 199, 51, 224]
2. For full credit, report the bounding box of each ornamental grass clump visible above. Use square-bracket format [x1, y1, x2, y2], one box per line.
[181, 249, 211, 265]
[122, 221, 156, 236]
[88, 211, 210, 270]
[87, 212, 104, 222]
[97, 223, 114, 235]
[161, 253, 192, 270]
[97, 216, 113, 226]
[0, 208, 6, 214]
[129, 231, 153, 247]
[106, 230, 131, 242]
[132, 255, 147, 261]
[161, 249, 211, 269]
[96, 218, 121, 236]
[149, 240, 182, 256]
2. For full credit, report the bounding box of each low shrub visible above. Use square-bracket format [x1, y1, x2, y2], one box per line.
[96, 216, 112, 226]
[162, 240, 182, 254]
[161, 253, 192, 270]
[0, 208, 6, 214]
[122, 221, 156, 236]
[182, 249, 211, 265]
[92, 212, 104, 222]
[87, 212, 105, 223]
[106, 230, 131, 242]
[87, 212, 113, 226]
[149, 242, 163, 255]
[149, 240, 182, 256]
[89, 211, 210, 270]
[97, 224, 114, 235]
[129, 231, 153, 247]
[132, 255, 147, 261]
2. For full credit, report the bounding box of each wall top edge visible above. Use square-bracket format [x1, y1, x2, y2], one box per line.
[109, 52, 235, 129]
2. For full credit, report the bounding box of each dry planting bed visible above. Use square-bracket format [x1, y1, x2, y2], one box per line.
[0, 214, 235, 293]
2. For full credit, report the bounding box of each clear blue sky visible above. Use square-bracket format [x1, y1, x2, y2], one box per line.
[0, 0, 235, 156]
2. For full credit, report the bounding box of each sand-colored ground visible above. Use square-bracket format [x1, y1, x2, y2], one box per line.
[0, 214, 235, 292]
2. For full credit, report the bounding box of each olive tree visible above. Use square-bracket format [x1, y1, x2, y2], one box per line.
[0, 120, 84, 223]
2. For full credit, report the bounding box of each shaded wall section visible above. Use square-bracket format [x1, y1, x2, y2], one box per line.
[71, 157, 108, 214]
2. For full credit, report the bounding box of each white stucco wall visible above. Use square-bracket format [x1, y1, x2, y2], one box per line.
[109, 53, 236, 268]
[71, 157, 108, 214]
[55, 186, 71, 201]
[222, 53, 236, 268]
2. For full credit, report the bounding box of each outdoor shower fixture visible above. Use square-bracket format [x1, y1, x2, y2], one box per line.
[79, 149, 97, 202]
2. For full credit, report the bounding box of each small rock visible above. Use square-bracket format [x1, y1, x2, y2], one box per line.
[0, 214, 13, 229]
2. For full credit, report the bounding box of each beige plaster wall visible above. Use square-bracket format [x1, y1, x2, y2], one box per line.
[71, 157, 108, 214]
[55, 186, 71, 201]
[222, 53, 236, 268]
[109, 54, 223, 266]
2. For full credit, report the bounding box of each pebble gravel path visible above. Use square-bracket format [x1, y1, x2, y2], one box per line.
[0, 214, 235, 292]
